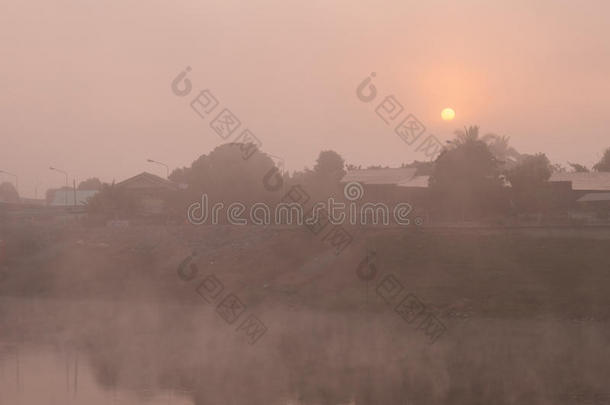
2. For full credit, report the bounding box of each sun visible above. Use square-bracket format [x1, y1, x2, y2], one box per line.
[441, 108, 455, 121]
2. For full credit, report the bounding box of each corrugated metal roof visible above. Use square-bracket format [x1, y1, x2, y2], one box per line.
[397, 175, 430, 188]
[342, 169, 610, 191]
[341, 168, 417, 185]
[549, 172, 610, 191]
[577, 192, 610, 202]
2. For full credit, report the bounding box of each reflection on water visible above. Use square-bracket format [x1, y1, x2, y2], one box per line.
[0, 348, 193, 405]
[1, 296, 609, 405]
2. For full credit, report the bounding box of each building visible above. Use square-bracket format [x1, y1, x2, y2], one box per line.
[341, 167, 418, 186]
[549, 172, 610, 197]
[341, 168, 610, 221]
[340, 167, 433, 223]
[576, 192, 610, 218]
[341, 168, 424, 204]
[548, 172, 610, 210]
[115, 172, 179, 215]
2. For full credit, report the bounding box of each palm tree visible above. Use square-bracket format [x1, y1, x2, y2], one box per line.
[453, 125, 481, 145]
[451, 126, 522, 168]
[484, 134, 522, 167]
[593, 147, 610, 171]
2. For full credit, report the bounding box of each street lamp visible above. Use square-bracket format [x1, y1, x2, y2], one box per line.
[49, 166, 69, 206]
[146, 159, 169, 178]
[0, 170, 18, 195]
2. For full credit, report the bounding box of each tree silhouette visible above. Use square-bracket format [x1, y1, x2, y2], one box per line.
[483, 134, 522, 167]
[593, 147, 610, 171]
[568, 162, 589, 173]
[507, 153, 552, 212]
[313, 150, 345, 180]
[78, 177, 103, 190]
[452, 128, 522, 169]
[429, 139, 504, 219]
[86, 182, 140, 218]
[452, 125, 483, 145]
[0, 182, 19, 203]
[170, 143, 282, 206]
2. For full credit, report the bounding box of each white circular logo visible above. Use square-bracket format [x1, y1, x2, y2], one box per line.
[344, 182, 364, 201]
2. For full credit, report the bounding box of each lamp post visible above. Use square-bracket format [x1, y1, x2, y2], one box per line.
[49, 167, 69, 206]
[146, 159, 169, 178]
[0, 170, 18, 196]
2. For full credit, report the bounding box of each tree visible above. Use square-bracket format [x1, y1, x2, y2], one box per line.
[313, 150, 345, 180]
[451, 127, 524, 170]
[429, 138, 504, 219]
[452, 125, 483, 145]
[593, 147, 610, 171]
[86, 182, 140, 218]
[168, 167, 188, 184]
[169, 143, 282, 205]
[551, 163, 566, 173]
[283, 150, 347, 202]
[508, 154, 552, 186]
[0, 182, 19, 203]
[506, 153, 552, 213]
[78, 177, 103, 190]
[483, 134, 522, 167]
[568, 162, 589, 173]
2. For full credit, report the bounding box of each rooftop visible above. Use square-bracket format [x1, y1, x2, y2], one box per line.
[397, 175, 430, 188]
[577, 192, 610, 202]
[341, 168, 417, 185]
[549, 172, 610, 191]
[116, 172, 179, 190]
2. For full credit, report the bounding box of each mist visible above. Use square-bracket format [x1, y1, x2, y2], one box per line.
[2, 1, 610, 404]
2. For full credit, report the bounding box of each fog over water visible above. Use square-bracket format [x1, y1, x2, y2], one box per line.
[2, 1, 610, 404]
[2, 226, 610, 404]
[3, 296, 610, 405]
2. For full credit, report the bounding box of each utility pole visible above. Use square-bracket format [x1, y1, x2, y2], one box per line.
[49, 167, 69, 206]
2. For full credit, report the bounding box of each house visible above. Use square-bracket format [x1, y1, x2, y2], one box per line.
[548, 172, 610, 210]
[396, 174, 432, 205]
[341, 168, 610, 219]
[340, 167, 437, 214]
[549, 172, 610, 196]
[341, 168, 421, 204]
[576, 192, 610, 218]
[341, 167, 418, 186]
[115, 172, 179, 215]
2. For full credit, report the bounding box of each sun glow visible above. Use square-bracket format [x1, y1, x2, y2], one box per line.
[441, 108, 456, 121]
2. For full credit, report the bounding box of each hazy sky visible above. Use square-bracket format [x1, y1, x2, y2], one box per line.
[1, 0, 609, 197]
